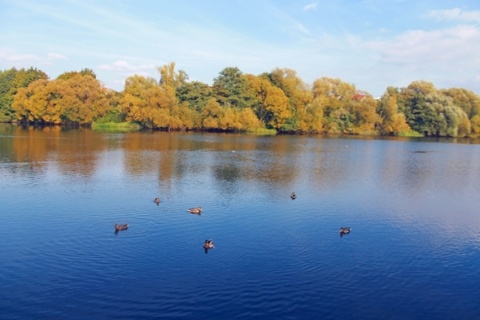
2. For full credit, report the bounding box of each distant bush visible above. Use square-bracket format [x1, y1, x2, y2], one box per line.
[94, 112, 125, 124]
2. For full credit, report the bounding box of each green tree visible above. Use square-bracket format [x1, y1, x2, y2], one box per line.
[399, 81, 471, 137]
[442, 88, 480, 119]
[177, 81, 212, 112]
[213, 67, 254, 109]
[57, 68, 97, 80]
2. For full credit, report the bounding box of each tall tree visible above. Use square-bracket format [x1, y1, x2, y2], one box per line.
[176, 81, 212, 112]
[265, 68, 312, 131]
[312, 77, 356, 133]
[121, 75, 165, 129]
[212, 67, 254, 109]
[158, 62, 187, 89]
[0, 67, 48, 122]
[378, 87, 410, 135]
[55, 74, 109, 124]
[13, 73, 109, 125]
[441, 88, 480, 119]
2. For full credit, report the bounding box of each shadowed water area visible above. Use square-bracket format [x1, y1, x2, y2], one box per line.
[1, 124, 480, 319]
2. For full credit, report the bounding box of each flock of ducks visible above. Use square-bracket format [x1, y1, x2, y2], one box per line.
[114, 192, 352, 247]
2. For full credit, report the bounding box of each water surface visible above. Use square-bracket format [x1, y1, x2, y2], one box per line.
[1, 125, 480, 319]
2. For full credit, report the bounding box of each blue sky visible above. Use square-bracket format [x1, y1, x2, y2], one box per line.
[1, 0, 479, 97]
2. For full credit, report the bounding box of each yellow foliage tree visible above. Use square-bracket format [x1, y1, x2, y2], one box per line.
[13, 79, 63, 124]
[264, 86, 290, 129]
[202, 98, 224, 130]
[121, 75, 172, 129]
[56, 74, 109, 124]
[378, 89, 411, 135]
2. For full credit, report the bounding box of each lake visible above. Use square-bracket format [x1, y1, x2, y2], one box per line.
[1, 124, 479, 319]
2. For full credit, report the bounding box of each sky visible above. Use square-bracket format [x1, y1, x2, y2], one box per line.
[1, 0, 479, 97]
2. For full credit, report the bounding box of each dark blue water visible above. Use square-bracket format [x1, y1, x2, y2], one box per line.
[1, 126, 480, 319]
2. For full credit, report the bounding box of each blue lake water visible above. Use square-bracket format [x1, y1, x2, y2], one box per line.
[1, 125, 480, 319]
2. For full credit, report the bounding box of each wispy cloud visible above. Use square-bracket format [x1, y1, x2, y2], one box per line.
[424, 8, 480, 22]
[303, 2, 317, 12]
[98, 61, 155, 72]
[48, 53, 67, 60]
[366, 25, 480, 65]
[0, 49, 41, 63]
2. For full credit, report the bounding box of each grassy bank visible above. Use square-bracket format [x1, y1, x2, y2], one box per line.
[91, 122, 142, 132]
[245, 128, 277, 135]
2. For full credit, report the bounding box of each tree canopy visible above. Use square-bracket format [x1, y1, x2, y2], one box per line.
[1, 64, 480, 137]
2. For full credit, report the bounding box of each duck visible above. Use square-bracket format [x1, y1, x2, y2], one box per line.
[339, 227, 351, 236]
[291, 192, 297, 200]
[154, 197, 160, 205]
[203, 239, 214, 249]
[187, 207, 202, 215]
[115, 224, 129, 231]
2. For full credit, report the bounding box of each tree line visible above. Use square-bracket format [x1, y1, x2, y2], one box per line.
[1, 63, 479, 137]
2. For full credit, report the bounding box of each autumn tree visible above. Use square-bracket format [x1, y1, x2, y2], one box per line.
[377, 87, 411, 135]
[442, 88, 480, 136]
[13, 73, 109, 125]
[312, 77, 357, 133]
[55, 74, 110, 124]
[0, 67, 48, 122]
[245, 74, 271, 125]
[349, 93, 381, 134]
[57, 68, 97, 81]
[13, 79, 63, 124]
[121, 75, 164, 129]
[264, 68, 313, 132]
[202, 98, 224, 130]
[158, 62, 187, 89]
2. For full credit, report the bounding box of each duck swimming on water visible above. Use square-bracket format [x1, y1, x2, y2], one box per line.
[115, 224, 129, 231]
[187, 207, 202, 215]
[203, 239, 214, 249]
[203, 239, 214, 253]
[340, 227, 351, 237]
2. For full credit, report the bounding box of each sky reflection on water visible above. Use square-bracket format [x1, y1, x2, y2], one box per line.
[1, 124, 480, 319]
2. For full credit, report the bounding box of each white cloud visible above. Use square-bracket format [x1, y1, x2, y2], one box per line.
[303, 3, 317, 12]
[365, 25, 480, 67]
[0, 49, 41, 63]
[98, 60, 155, 72]
[424, 8, 480, 22]
[48, 52, 67, 60]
